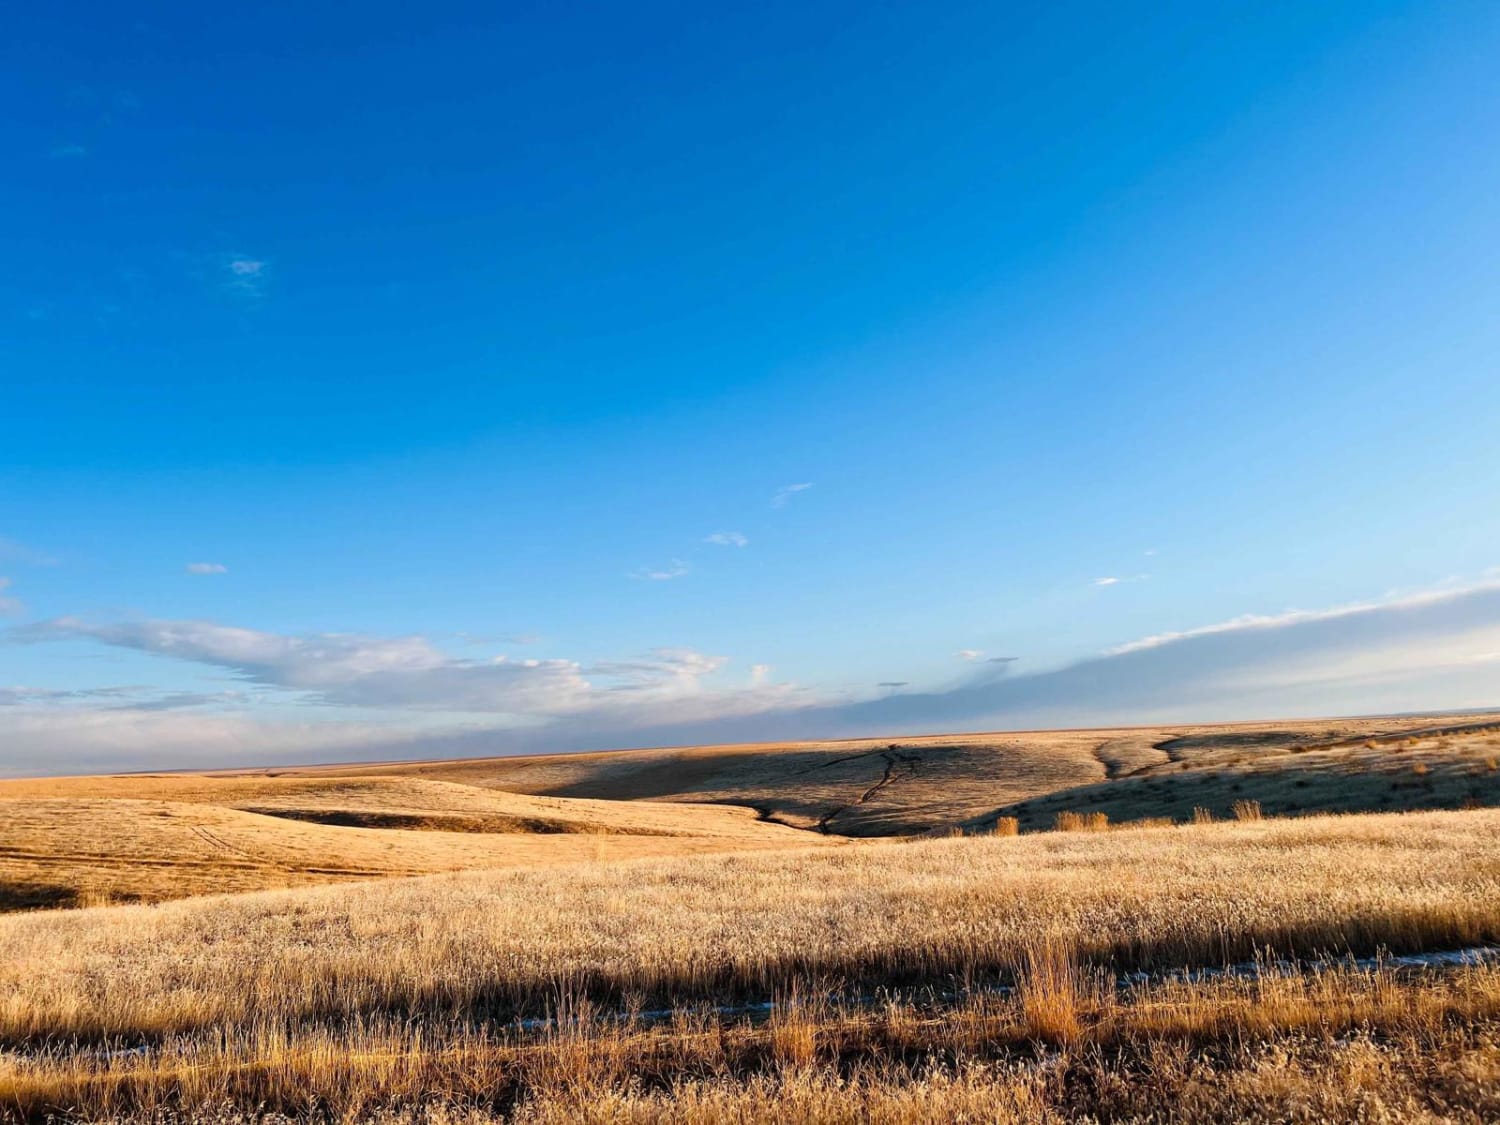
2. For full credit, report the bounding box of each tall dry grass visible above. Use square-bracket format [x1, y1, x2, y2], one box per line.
[3, 958, 1498, 1123]
[3, 808, 1499, 1053]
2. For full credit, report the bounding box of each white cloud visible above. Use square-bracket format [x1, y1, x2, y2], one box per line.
[632, 559, 689, 581]
[957, 648, 985, 662]
[771, 482, 812, 508]
[482, 575, 1500, 750]
[705, 531, 748, 547]
[225, 257, 268, 296]
[9, 618, 775, 725]
[1094, 573, 1149, 588]
[0, 708, 432, 778]
[185, 562, 228, 575]
[9, 577, 1500, 774]
[14, 617, 592, 714]
[0, 577, 21, 616]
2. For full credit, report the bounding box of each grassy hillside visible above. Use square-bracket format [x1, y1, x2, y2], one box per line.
[207, 714, 1490, 834]
[5, 713, 1498, 911]
[0, 776, 825, 910]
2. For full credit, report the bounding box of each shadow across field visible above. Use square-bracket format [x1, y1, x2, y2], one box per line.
[972, 725, 1500, 832]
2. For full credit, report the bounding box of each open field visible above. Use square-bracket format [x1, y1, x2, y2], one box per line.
[0, 777, 827, 910]
[3, 807, 1500, 1120]
[6, 716, 1500, 1120]
[6, 713, 1498, 910]
[227, 714, 1494, 835]
[5, 956, 1500, 1123]
[5, 809, 1499, 1043]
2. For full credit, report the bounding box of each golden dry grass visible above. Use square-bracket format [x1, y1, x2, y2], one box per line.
[7, 713, 1496, 911]
[0, 780, 826, 910]
[5, 807, 1498, 1049]
[8, 717, 1500, 1119]
[4, 939, 1499, 1122]
[210, 713, 1500, 834]
[972, 717, 1500, 831]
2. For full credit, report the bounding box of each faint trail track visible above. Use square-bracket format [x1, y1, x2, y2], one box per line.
[817, 749, 922, 834]
[190, 824, 265, 864]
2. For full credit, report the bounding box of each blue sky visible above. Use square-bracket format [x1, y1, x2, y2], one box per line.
[4, 2, 1500, 774]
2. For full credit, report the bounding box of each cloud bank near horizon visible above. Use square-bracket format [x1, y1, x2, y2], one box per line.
[4, 580, 1500, 775]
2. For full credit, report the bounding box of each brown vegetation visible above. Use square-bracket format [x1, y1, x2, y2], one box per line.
[7, 717, 1500, 1119]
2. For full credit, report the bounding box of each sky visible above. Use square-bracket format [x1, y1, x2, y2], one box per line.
[4, 1, 1500, 776]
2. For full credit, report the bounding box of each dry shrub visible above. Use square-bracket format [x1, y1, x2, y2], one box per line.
[1231, 800, 1262, 822]
[1413, 763, 1431, 777]
[1054, 811, 1084, 832]
[992, 816, 1020, 837]
[1192, 807, 1215, 825]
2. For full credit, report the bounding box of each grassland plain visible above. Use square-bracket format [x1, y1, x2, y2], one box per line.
[2, 808, 1500, 1121]
[0, 777, 829, 910]
[5, 713, 1499, 910]
[6, 717, 1500, 1121]
[232, 714, 1490, 835]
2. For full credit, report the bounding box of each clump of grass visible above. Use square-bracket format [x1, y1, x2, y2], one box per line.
[992, 816, 1020, 837]
[1231, 800, 1262, 822]
[1413, 763, 1431, 777]
[769, 985, 825, 1070]
[1192, 807, 1215, 825]
[1054, 811, 1108, 832]
[1016, 934, 1086, 1045]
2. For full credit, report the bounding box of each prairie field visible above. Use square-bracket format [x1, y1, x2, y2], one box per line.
[4, 715, 1500, 1121]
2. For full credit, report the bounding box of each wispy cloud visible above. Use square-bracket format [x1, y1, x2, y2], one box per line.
[0, 537, 58, 567]
[0, 709, 426, 778]
[6, 617, 775, 723]
[9, 578, 1500, 774]
[0, 578, 20, 617]
[225, 257, 268, 296]
[0, 684, 249, 712]
[957, 648, 986, 661]
[185, 562, 228, 575]
[705, 531, 748, 547]
[771, 482, 812, 509]
[632, 559, 689, 581]
[1094, 573, 1148, 588]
